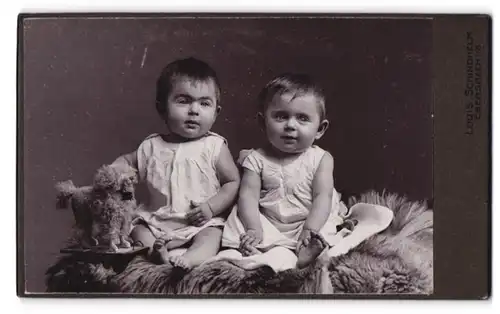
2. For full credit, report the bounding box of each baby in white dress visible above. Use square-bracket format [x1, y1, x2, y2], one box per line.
[114, 58, 240, 270]
[222, 73, 350, 268]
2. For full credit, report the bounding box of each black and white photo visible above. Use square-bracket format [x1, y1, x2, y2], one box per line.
[20, 14, 440, 296]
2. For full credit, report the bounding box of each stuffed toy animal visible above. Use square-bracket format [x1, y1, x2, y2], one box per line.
[55, 163, 140, 252]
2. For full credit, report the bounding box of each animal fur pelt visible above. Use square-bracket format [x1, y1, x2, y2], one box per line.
[46, 190, 433, 294]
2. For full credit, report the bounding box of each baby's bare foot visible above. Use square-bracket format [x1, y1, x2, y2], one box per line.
[296, 233, 327, 269]
[149, 239, 169, 264]
[153, 238, 165, 250]
[169, 255, 191, 270]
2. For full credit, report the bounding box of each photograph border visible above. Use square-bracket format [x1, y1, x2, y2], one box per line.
[16, 12, 491, 299]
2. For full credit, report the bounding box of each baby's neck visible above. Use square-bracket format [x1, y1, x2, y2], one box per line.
[160, 132, 205, 143]
[263, 143, 307, 165]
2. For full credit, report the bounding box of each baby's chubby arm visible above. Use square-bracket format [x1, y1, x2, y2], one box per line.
[184, 144, 240, 226]
[237, 168, 263, 247]
[300, 152, 335, 247]
[188, 144, 239, 225]
[206, 144, 241, 216]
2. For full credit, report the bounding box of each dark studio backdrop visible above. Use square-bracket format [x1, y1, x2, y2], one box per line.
[21, 16, 433, 292]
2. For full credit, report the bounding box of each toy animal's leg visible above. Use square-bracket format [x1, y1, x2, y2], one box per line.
[109, 219, 121, 252]
[110, 237, 119, 251]
[72, 204, 96, 248]
[120, 216, 132, 248]
[72, 227, 89, 248]
[90, 222, 101, 247]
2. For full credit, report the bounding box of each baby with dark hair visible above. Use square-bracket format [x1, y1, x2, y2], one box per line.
[114, 57, 240, 270]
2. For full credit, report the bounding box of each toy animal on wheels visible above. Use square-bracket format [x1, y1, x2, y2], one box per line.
[55, 163, 140, 252]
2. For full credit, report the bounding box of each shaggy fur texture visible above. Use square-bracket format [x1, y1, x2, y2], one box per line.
[46, 190, 433, 295]
[328, 191, 433, 294]
[110, 253, 333, 294]
[55, 163, 140, 251]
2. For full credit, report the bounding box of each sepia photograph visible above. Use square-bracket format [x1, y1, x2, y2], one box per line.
[19, 14, 436, 296]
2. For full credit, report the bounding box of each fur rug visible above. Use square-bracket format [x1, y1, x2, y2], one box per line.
[46, 190, 433, 295]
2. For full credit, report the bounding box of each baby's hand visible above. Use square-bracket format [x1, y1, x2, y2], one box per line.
[297, 228, 313, 251]
[240, 229, 263, 248]
[186, 200, 213, 227]
[240, 242, 262, 256]
[240, 229, 263, 256]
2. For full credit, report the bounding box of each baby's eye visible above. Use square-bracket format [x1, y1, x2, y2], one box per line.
[297, 115, 310, 122]
[274, 113, 287, 121]
[201, 101, 212, 107]
[177, 97, 190, 104]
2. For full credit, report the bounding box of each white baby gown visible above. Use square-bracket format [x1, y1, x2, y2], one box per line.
[133, 132, 227, 245]
[222, 146, 349, 251]
[212, 146, 393, 272]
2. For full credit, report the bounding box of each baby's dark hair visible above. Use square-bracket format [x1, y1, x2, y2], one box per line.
[155, 57, 221, 116]
[258, 73, 326, 120]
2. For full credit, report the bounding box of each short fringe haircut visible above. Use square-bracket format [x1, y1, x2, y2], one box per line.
[258, 73, 326, 120]
[155, 57, 221, 116]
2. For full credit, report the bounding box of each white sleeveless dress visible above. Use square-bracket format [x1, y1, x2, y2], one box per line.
[222, 145, 350, 251]
[133, 132, 226, 244]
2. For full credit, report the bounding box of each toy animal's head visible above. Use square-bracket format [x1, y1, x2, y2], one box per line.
[93, 163, 138, 201]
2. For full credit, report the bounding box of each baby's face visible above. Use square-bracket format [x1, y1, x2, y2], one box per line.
[163, 77, 219, 139]
[264, 92, 326, 154]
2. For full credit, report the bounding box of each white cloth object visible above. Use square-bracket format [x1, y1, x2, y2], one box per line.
[205, 246, 299, 272]
[327, 202, 394, 257]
